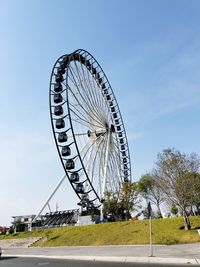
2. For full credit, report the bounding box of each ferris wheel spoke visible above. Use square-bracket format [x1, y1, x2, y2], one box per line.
[111, 133, 121, 151]
[112, 139, 124, 165]
[112, 134, 123, 152]
[68, 83, 105, 130]
[67, 85, 104, 129]
[71, 138, 101, 190]
[69, 108, 95, 130]
[70, 117, 93, 129]
[69, 106, 104, 131]
[67, 132, 90, 139]
[69, 60, 111, 133]
[90, 69, 110, 122]
[72, 139, 91, 164]
[110, 140, 125, 183]
[72, 58, 115, 194]
[111, 145, 122, 171]
[86, 65, 110, 123]
[84, 143, 95, 192]
[91, 73, 110, 123]
[91, 138, 106, 189]
[69, 65, 106, 127]
[69, 75, 104, 125]
[93, 134, 108, 197]
[84, 64, 103, 111]
[104, 136, 120, 192]
[67, 84, 102, 128]
[106, 163, 116, 193]
[99, 136, 109, 197]
[74, 58, 103, 114]
[84, 135, 106, 192]
[67, 79, 93, 116]
[105, 150, 118, 192]
[97, 131, 111, 199]
[81, 134, 105, 163]
[73, 60, 109, 127]
[85, 132, 107, 196]
[77, 141, 93, 162]
[69, 101, 101, 129]
[78, 56, 108, 123]
[67, 70, 101, 124]
[109, 149, 122, 190]
[74, 133, 89, 137]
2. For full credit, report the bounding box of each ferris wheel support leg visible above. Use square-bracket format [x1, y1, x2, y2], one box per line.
[100, 131, 111, 221]
[85, 143, 93, 192]
[32, 173, 67, 223]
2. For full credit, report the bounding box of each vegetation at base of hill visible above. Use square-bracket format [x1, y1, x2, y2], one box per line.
[0, 216, 200, 246]
[137, 148, 200, 230]
[103, 181, 140, 222]
[101, 148, 200, 231]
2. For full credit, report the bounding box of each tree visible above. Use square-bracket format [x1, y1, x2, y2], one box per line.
[142, 206, 157, 219]
[8, 226, 14, 234]
[103, 191, 119, 221]
[179, 172, 200, 215]
[137, 173, 165, 218]
[171, 204, 178, 216]
[189, 172, 200, 215]
[137, 175, 152, 205]
[154, 148, 200, 230]
[103, 181, 139, 221]
[118, 181, 140, 221]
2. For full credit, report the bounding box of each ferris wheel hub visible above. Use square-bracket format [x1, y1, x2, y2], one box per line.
[87, 124, 115, 138]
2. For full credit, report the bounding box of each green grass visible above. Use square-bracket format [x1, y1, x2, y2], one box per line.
[0, 216, 200, 246]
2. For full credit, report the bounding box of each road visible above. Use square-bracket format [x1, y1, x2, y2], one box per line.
[3, 244, 200, 259]
[0, 257, 193, 267]
[2, 244, 200, 265]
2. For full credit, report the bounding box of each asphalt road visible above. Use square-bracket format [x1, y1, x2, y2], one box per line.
[0, 257, 192, 267]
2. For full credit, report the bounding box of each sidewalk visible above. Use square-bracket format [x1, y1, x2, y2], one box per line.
[3, 244, 200, 265]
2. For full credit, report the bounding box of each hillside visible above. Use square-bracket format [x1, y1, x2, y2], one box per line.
[0, 216, 200, 246]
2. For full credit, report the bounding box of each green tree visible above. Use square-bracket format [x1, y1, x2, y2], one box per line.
[118, 181, 140, 221]
[154, 148, 200, 230]
[103, 181, 139, 221]
[137, 174, 165, 218]
[137, 175, 152, 205]
[189, 172, 200, 215]
[171, 204, 178, 216]
[103, 191, 120, 221]
[8, 226, 14, 234]
[178, 172, 200, 215]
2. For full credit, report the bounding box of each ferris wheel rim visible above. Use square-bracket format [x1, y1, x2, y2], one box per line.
[49, 49, 132, 211]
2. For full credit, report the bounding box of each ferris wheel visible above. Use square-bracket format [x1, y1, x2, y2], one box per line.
[49, 49, 132, 214]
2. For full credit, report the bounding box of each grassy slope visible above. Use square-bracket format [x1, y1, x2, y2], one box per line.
[0, 216, 200, 246]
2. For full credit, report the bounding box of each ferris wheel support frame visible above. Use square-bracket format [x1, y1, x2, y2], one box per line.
[32, 173, 67, 223]
[101, 130, 111, 200]
[100, 130, 111, 220]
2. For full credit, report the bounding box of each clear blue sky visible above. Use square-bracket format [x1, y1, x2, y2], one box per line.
[0, 0, 200, 225]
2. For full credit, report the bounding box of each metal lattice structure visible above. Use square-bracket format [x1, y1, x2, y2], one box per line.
[49, 49, 131, 213]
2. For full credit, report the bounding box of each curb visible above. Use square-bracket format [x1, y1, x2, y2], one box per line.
[4, 254, 200, 265]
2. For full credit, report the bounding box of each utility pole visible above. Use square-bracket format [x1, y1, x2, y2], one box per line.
[148, 201, 153, 257]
